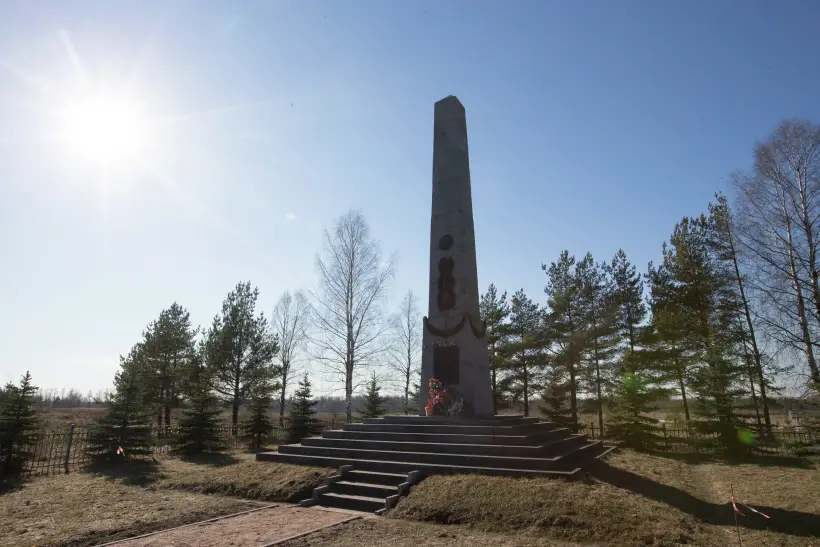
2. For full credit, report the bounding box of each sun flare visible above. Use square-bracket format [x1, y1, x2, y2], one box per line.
[60, 94, 145, 165]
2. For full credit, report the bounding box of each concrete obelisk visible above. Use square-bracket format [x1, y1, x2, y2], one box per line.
[419, 96, 493, 418]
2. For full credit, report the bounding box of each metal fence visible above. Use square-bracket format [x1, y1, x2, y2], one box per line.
[22, 418, 358, 476]
[578, 421, 820, 456]
[22, 417, 816, 476]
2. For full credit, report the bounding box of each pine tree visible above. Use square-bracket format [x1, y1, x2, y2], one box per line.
[0, 372, 40, 478]
[205, 282, 281, 427]
[661, 215, 749, 451]
[709, 193, 773, 433]
[407, 378, 421, 415]
[87, 348, 153, 464]
[606, 249, 647, 371]
[241, 379, 276, 452]
[501, 289, 543, 416]
[480, 284, 511, 414]
[142, 303, 199, 427]
[287, 374, 320, 443]
[360, 371, 387, 419]
[172, 360, 226, 456]
[544, 251, 583, 425]
[539, 365, 572, 425]
[576, 253, 620, 434]
[646, 260, 694, 422]
[607, 373, 663, 450]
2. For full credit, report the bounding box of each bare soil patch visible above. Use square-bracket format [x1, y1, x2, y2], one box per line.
[115, 506, 355, 547]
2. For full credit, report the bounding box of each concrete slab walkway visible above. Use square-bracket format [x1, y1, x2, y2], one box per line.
[98, 505, 360, 547]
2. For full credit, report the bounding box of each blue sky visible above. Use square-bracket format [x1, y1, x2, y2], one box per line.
[2, 1, 819, 394]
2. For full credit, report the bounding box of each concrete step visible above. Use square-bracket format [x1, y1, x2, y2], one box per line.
[363, 416, 539, 426]
[540, 434, 589, 456]
[333, 480, 397, 498]
[321, 427, 570, 446]
[342, 421, 555, 435]
[278, 444, 564, 470]
[303, 437, 551, 457]
[318, 492, 385, 512]
[257, 451, 582, 478]
[345, 469, 408, 486]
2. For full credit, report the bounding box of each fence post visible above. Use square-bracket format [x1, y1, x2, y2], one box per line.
[590, 421, 595, 440]
[63, 424, 76, 474]
[662, 423, 668, 451]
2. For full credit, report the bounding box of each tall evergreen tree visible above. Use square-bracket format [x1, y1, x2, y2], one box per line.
[242, 381, 276, 452]
[501, 289, 542, 416]
[576, 253, 619, 434]
[287, 374, 320, 443]
[646, 261, 694, 422]
[709, 193, 773, 432]
[607, 372, 663, 450]
[88, 348, 153, 464]
[607, 249, 647, 371]
[142, 303, 198, 427]
[360, 371, 387, 418]
[0, 372, 40, 478]
[172, 362, 226, 456]
[480, 284, 511, 414]
[407, 376, 421, 415]
[205, 282, 281, 427]
[539, 364, 572, 425]
[661, 215, 749, 450]
[544, 251, 583, 425]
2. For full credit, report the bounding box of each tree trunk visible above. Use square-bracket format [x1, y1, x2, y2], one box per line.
[491, 364, 498, 415]
[594, 342, 603, 435]
[742, 342, 762, 430]
[785, 214, 820, 386]
[279, 371, 287, 426]
[728, 222, 772, 431]
[676, 364, 691, 422]
[233, 370, 241, 428]
[345, 365, 353, 423]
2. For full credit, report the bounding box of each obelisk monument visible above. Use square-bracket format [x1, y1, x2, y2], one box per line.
[420, 96, 493, 417]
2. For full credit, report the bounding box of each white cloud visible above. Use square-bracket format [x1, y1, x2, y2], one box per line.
[284, 212, 297, 221]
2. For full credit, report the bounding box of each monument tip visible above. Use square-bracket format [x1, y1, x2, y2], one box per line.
[434, 95, 465, 118]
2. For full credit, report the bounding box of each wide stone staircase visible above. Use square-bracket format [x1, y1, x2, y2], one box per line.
[257, 415, 609, 513]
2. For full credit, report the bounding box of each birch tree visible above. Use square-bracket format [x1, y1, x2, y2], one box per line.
[272, 291, 309, 424]
[387, 290, 422, 415]
[309, 210, 395, 422]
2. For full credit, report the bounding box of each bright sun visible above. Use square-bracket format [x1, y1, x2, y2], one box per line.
[60, 94, 145, 165]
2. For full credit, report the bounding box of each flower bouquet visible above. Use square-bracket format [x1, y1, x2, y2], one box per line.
[425, 377, 452, 416]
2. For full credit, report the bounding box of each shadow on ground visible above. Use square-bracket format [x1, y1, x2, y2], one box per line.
[590, 459, 820, 538]
[647, 450, 816, 469]
[86, 459, 163, 486]
[176, 452, 240, 467]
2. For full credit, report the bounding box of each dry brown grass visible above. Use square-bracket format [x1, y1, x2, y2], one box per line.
[390, 449, 820, 547]
[155, 452, 335, 502]
[280, 517, 582, 547]
[390, 471, 712, 546]
[0, 453, 335, 547]
[0, 472, 258, 547]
